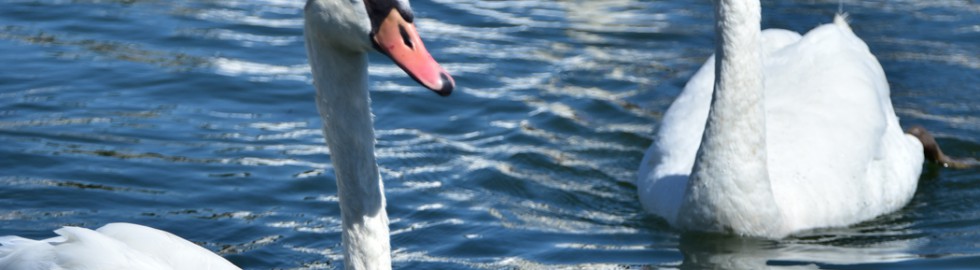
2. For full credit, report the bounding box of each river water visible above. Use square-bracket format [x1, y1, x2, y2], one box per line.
[1, 0, 978, 269]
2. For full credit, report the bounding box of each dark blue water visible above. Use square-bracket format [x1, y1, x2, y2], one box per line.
[1, 0, 977, 269]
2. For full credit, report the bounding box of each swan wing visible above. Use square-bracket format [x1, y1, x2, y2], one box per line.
[0, 223, 240, 270]
[764, 17, 923, 230]
[96, 223, 241, 270]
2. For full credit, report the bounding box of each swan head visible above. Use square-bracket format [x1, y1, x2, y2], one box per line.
[305, 0, 455, 96]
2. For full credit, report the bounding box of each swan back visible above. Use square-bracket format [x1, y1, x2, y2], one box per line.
[0, 223, 239, 270]
[96, 223, 241, 270]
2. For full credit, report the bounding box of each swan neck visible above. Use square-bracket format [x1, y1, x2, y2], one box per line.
[305, 28, 392, 270]
[714, 0, 763, 95]
[679, 0, 784, 237]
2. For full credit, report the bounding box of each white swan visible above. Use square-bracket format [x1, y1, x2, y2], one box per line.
[637, 0, 926, 238]
[303, 0, 453, 269]
[0, 0, 454, 269]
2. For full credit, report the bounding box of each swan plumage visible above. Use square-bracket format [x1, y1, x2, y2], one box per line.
[638, 2, 923, 238]
[0, 223, 239, 270]
[1, 0, 453, 269]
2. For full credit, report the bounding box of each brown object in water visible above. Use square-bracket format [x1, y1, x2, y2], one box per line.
[906, 125, 974, 169]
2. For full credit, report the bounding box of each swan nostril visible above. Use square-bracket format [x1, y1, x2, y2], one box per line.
[398, 24, 414, 50]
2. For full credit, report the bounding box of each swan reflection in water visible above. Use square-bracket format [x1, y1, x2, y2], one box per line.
[674, 225, 920, 270]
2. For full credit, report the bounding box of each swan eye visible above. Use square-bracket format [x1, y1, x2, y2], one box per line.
[398, 24, 414, 49]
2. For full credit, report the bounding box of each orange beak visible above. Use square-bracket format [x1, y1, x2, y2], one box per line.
[372, 10, 455, 96]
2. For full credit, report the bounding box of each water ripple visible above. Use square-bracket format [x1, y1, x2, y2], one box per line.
[1, 0, 978, 269]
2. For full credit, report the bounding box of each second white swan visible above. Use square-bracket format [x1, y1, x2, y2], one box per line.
[637, 0, 925, 238]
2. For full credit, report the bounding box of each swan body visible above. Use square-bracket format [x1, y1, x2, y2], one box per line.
[0, 223, 239, 270]
[0, 1, 453, 269]
[637, 0, 923, 238]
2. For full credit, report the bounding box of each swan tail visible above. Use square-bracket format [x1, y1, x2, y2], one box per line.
[834, 14, 851, 30]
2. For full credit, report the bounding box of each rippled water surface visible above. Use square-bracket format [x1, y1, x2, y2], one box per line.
[1, 0, 978, 269]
